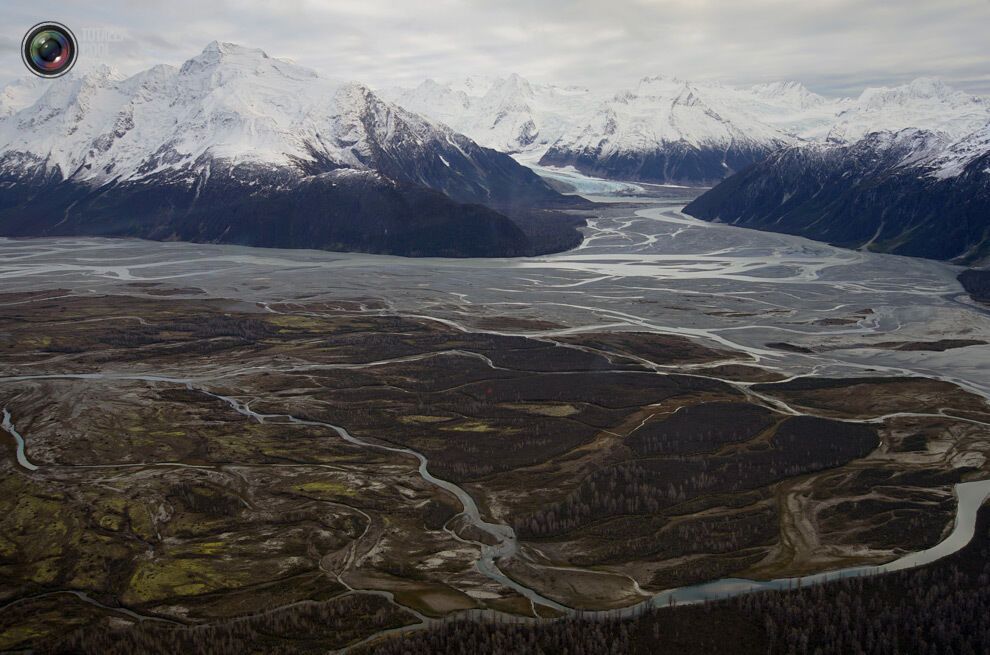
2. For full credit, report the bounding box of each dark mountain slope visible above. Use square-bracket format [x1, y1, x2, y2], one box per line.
[684, 129, 990, 263]
[0, 43, 584, 257]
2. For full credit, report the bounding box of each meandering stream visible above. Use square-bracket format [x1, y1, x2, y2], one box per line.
[3, 361, 989, 650]
[2, 170, 989, 647]
[2, 407, 38, 471]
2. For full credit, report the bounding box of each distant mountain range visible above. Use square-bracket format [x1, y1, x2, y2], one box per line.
[4, 51, 989, 263]
[684, 126, 990, 262]
[390, 74, 990, 263]
[386, 75, 990, 184]
[0, 43, 582, 257]
[679, 80, 990, 263]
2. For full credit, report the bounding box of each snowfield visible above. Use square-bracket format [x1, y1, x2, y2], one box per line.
[0, 42, 491, 185]
[384, 72, 990, 183]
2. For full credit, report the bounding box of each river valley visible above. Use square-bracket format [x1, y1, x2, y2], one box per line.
[1, 173, 989, 652]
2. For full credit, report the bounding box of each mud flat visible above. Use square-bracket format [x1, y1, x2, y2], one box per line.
[1, 177, 989, 651]
[1, 289, 987, 652]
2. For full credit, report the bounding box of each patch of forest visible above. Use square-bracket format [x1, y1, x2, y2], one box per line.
[360, 500, 990, 655]
[515, 416, 877, 538]
[39, 594, 414, 654]
[625, 402, 775, 456]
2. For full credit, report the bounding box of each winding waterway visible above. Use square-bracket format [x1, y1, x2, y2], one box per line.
[2, 169, 989, 647]
[4, 365, 988, 638]
[601, 478, 990, 615]
[2, 407, 38, 471]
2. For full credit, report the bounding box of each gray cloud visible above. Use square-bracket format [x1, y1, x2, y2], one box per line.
[3, 0, 989, 96]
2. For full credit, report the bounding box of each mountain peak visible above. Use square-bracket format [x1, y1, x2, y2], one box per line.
[635, 75, 690, 98]
[201, 41, 269, 59]
[0, 76, 45, 117]
[638, 74, 683, 84]
[0, 42, 572, 259]
[180, 41, 273, 74]
[177, 40, 316, 85]
[71, 64, 126, 86]
[485, 73, 534, 101]
[749, 80, 827, 109]
[903, 76, 954, 96]
[857, 77, 967, 107]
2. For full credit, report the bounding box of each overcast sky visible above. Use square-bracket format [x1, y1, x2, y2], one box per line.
[2, 0, 989, 96]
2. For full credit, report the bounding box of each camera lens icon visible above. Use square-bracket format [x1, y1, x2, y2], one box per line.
[22, 22, 78, 78]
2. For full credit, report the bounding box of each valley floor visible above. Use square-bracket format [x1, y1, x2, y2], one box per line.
[1, 176, 989, 652]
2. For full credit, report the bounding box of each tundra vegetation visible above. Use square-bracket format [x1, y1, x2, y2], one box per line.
[1, 290, 987, 652]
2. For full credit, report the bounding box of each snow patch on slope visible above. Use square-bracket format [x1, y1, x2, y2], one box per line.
[928, 122, 990, 179]
[382, 75, 604, 154]
[0, 41, 464, 185]
[817, 77, 989, 144]
[385, 73, 990, 181]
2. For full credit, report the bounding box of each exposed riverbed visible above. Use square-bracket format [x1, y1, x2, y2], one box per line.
[1, 170, 989, 647]
[1, 189, 986, 398]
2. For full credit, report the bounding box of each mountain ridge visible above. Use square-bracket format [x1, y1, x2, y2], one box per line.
[683, 124, 990, 263]
[387, 72, 989, 185]
[0, 42, 583, 257]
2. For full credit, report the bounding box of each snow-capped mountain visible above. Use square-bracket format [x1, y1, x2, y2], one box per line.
[928, 121, 990, 179]
[0, 77, 45, 118]
[811, 77, 989, 143]
[387, 69, 990, 261]
[387, 73, 841, 184]
[680, 79, 990, 263]
[387, 73, 990, 187]
[683, 123, 990, 263]
[540, 76, 990, 185]
[0, 42, 579, 257]
[382, 74, 603, 155]
[386, 74, 812, 183]
[6, 47, 987, 261]
[539, 75, 812, 184]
